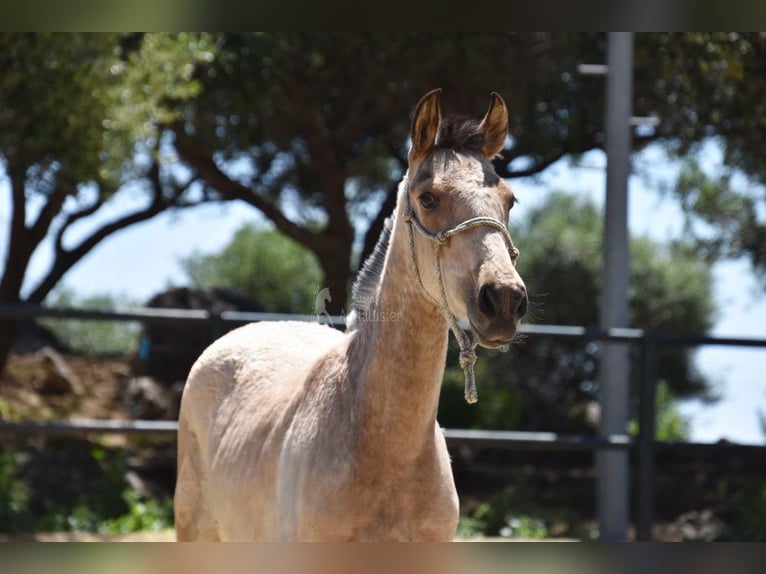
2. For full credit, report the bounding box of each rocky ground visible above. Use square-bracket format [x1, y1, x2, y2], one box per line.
[0, 351, 134, 424]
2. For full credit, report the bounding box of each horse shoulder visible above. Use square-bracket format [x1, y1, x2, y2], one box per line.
[176, 321, 346, 540]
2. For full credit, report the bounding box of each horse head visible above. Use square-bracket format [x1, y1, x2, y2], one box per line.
[405, 88, 527, 348]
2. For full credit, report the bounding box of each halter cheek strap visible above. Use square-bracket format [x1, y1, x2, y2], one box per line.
[403, 194, 520, 404]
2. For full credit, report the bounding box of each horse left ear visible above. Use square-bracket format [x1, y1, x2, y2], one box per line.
[479, 92, 509, 159]
[409, 88, 442, 164]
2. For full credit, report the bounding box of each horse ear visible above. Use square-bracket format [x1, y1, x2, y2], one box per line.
[479, 92, 509, 159]
[409, 88, 442, 163]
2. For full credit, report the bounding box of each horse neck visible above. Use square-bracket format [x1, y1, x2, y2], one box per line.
[348, 198, 449, 464]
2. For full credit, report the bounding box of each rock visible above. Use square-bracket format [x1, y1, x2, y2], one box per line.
[35, 346, 81, 395]
[123, 376, 184, 420]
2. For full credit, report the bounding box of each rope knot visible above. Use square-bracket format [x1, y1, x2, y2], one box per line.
[458, 348, 477, 370]
[459, 346, 478, 404]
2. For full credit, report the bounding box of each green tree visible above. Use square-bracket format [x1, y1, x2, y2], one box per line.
[0, 33, 217, 373]
[667, 159, 766, 280]
[438, 193, 716, 433]
[180, 224, 323, 314]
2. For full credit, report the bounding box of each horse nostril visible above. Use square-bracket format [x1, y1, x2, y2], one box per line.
[478, 283, 499, 319]
[515, 291, 528, 319]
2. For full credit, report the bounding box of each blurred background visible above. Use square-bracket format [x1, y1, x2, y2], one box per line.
[1, 33, 765, 541]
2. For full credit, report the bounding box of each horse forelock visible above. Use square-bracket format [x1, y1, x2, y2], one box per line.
[435, 115, 486, 155]
[348, 216, 393, 331]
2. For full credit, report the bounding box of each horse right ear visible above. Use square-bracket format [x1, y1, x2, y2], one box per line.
[409, 88, 442, 163]
[479, 92, 509, 159]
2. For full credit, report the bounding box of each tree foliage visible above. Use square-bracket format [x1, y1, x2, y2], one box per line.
[0, 33, 216, 372]
[634, 33, 766, 182]
[633, 33, 766, 277]
[668, 159, 766, 280]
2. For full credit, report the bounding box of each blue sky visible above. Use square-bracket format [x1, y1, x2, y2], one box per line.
[2, 143, 765, 444]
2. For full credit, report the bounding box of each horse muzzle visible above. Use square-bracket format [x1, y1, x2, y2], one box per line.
[469, 281, 527, 347]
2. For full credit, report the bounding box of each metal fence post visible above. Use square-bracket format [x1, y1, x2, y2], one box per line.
[637, 332, 658, 541]
[597, 31, 634, 542]
[208, 309, 225, 342]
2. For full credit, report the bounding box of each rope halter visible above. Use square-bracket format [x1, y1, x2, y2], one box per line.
[403, 193, 520, 404]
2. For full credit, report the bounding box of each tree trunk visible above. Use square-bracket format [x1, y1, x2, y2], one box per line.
[0, 285, 23, 378]
[0, 245, 29, 377]
[314, 239, 354, 318]
[0, 319, 18, 376]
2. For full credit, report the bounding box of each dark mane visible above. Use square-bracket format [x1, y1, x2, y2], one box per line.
[347, 216, 393, 330]
[435, 115, 485, 154]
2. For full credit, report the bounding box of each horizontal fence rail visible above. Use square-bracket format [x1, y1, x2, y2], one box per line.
[4, 418, 765, 457]
[5, 302, 766, 346]
[0, 418, 179, 436]
[0, 302, 348, 327]
[1, 302, 765, 541]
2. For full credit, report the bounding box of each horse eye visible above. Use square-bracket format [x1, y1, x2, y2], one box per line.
[419, 192, 438, 210]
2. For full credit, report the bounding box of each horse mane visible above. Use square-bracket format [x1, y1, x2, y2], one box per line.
[346, 216, 393, 331]
[435, 115, 486, 154]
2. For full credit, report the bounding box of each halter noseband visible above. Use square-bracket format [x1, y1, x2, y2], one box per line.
[403, 192, 520, 404]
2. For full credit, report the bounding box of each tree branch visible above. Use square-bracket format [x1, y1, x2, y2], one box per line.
[27, 166, 201, 304]
[53, 192, 107, 253]
[0, 168, 31, 300]
[174, 132, 317, 247]
[29, 182, 70, 247]
[8, 167, 26, 241]
[494, 153, 568, 179]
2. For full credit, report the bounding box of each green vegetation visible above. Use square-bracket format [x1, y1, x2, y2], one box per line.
[0, 445, 172, 536]
[0, 450, 30, 530]
[628, 380, 691, 442]
[457, 480, 587, 540]
[717, 480, 766, 541]
[180, 224, 324, 314]
[41, 287, 139, 356]
[669, 159, 766, 280]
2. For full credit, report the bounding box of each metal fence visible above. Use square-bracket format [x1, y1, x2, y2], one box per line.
[1, 302, 765, 541]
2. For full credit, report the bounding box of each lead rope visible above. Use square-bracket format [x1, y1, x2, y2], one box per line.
[404, 196, 519, 404]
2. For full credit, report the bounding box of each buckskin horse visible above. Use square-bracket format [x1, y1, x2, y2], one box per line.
[174, 89, 527, 541]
